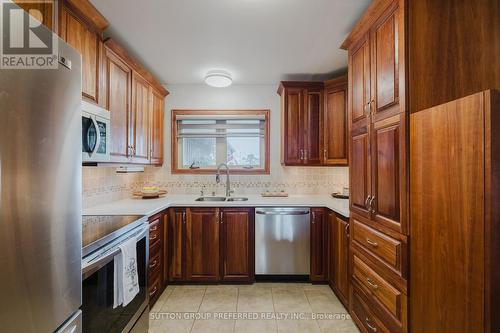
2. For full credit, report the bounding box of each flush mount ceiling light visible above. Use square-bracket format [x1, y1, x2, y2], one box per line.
[205, 70, 232, 88]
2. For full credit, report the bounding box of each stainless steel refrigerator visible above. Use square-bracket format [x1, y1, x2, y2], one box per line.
[0, 38, 83, 332]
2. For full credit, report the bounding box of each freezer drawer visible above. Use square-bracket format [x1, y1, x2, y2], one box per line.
[255, 208, 310, 275]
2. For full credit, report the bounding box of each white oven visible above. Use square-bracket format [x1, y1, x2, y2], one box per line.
[82, 101, 110, 163]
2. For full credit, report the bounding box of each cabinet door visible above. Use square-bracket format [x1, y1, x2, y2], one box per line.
[168, 209, 185, 281]
[349, 35, 371, 131]
[150, 88, 164, 165]
[220, 208, 254, 282]
[371, 3, 400, 121]
[304, 89, 323, 165]
[333, 216, 349, 305]
[350, 129, 371, 219]
[282, 88, 304, 164]
[310, 208, 327, 282]
[104, 47, 132, 162]
[324, 83, 348, 165]
[185, 208, 220, 281]
[59, 5, 102, 106]
[13, 0, 55, 31]
[130, 72, 150, 163]
[371, 114, 405, 234]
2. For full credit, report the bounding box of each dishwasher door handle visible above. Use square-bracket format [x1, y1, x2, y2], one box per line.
[255, 210, 310, 216]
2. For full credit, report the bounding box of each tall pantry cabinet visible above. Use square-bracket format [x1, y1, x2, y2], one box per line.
[343, 0, 408, 332]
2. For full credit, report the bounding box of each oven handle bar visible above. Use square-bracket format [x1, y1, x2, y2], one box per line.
[82, 223, 149, 276]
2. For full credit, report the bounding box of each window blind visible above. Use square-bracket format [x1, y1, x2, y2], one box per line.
[177, 116, 265, 139]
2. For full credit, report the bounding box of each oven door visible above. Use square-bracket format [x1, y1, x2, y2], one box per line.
[82, 234, 148, 333]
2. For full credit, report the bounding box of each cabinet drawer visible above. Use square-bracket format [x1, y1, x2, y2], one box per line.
[148, 274, 161, 302]
[149, 219, 161, 247]
[353, 255, 404, 322]
[148, 247, 161, 279]
[352, 219, 402, 273]
[352, 286, 391, 333]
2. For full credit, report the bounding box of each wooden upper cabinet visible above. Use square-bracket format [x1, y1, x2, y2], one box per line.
[185, 208, 220, 282]
[220, 208, 255, 282]
[150, 88, 164, 165]
[131, 72, 150, 164]
[310, 208, 328, 282]
[58, 0, 108, 106]
[278, 82, 324, 166]
[349, 36, 371, 131]
[323, 76, 348, 165]
[281, 87, 304, 165]
[371, 2, 400, 121]
[13, 0, 56, 31]
[103, 45, 132, 162]
[304, 89, 323, 165]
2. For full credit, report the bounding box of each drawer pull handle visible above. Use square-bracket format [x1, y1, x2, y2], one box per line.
[149, 285, 158, 298]
[366, 278, 379, 290]
[150, 225, 158, 231]
[365, 317, 377, 332]
[366, 239, 378, 247]
[150, 234, 158, 241]
[149, 259, 157, 269]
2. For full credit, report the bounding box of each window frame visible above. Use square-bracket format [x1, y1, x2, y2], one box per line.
[171, 109, 270, 175]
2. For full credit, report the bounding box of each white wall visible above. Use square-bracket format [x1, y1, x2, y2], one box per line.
[163, 84, 281, 168]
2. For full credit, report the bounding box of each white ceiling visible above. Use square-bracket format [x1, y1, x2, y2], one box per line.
[91, 0, 371, 85]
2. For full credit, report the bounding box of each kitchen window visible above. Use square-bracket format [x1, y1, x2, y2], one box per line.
[171, 110, 270, 174]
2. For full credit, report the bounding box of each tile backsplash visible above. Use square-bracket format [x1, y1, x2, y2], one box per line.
[83, 165, 349, 208]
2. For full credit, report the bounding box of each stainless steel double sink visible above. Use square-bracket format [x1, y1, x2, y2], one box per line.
[195, 196, 248, 202]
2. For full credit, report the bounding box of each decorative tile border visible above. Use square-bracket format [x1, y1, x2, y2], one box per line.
[83, 166, 349, 208]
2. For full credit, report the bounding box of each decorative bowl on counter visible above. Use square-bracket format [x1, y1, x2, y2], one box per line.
[132, 187, 168, 199]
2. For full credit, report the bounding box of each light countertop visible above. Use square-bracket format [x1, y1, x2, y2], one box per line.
[83, 194, 350, 218]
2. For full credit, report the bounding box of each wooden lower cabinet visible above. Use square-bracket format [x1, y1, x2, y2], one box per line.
[220, 208, 255, 282]
[148, 211, 167, 307]
[328, 212, 349, 307]
[310, 208, 328, 282]
[185, 208, 220, 282]
[168, 207, 254, 283]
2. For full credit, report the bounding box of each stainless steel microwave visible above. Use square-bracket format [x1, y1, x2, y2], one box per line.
[82, 101, 110, 163]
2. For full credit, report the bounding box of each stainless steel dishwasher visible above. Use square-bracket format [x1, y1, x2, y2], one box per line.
[255, 207, 310, 275]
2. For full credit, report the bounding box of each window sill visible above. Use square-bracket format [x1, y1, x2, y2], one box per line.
[171, 167, 270, 175]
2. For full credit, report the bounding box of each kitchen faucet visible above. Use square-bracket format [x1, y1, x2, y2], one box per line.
[216, 163, 234, 197]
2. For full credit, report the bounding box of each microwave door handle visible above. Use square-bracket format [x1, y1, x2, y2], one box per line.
[91, 116, 101, 156]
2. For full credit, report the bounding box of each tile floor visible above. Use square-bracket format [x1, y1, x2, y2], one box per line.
[149, 283, 360, 333]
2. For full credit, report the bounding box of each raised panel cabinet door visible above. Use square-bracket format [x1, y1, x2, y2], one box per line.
[14, 0, 55, 31]
[371, 2, 400, 121]
[310, 208, 327, 282]
[220, 208, 255, 282]
[104, 46, 131, 162]
[131, 72, 150, 164]
[349, 35, 371, 131]
[324, 83, 348, 165]
[59, 5, 101, 105]
[150, 88, 164, 165]
[283, 88, 304, 164]
[334, 216, 349, 304]
[168, 208, 185, 281]
[304, 89, 323, 165]
[350, 131, 371, 219]
[371, 114, 405, 234]
[185, 208, 220, 281]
